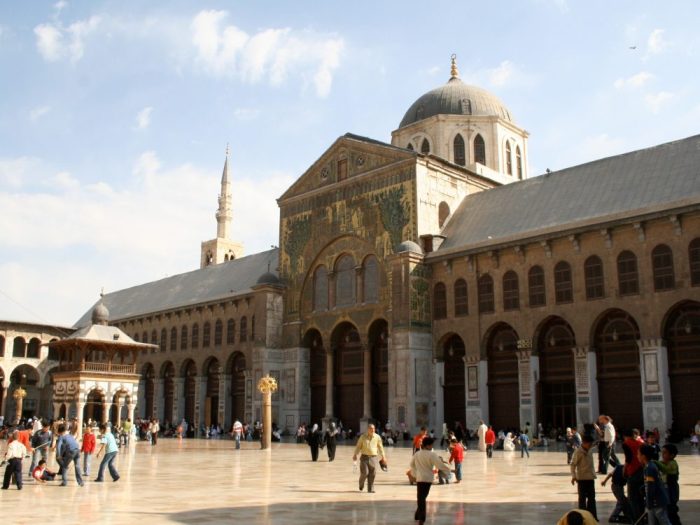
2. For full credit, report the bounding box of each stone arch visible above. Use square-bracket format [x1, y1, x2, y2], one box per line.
[84, 387, 106, 424]
[330, 321, 363, 432]
[368, 318, 389, 425]
[8, 364, 41, 421]
[226, 351, 247, 424]
[27, 337, 41, 359]
[440, 333, 466, 431]
[662, 300, 700, 435]
[181, 359, 197, 432]
[304, 328, 326, 426]
[142, 362, 156, 419]
[592, 308, 642, 432]
[438, 201, 451, 229]
[161, 361, 176, 425]
[202, 357, 221, 427]
[485, 323, 519, 430]
[12, 336, 26, 358]
[110, 389, 130, 425]
[534, 316, 576, 430]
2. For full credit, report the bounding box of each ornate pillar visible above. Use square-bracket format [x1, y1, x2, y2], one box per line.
[516, 339, 535, 430]
[464, 355, 484, 430]
[154, 378, 164, 421]
[324, 348, 334, 419]
[433, 359, 444, 431]
[76, 400, 85, 439]
[258, 375, 278, 450]
[127, 403, 136, 424]
[360, 344, 372, 432]
[222, 373, 232, 429]
[102, 402, 110, 425]
[194, 376, 205, 435]
[638, 339, 673, 435]
[13, 387, 27, 424]
[53, 402, 63, 419]
[174, 378, 184, 424]
[572, 346, 595, 430]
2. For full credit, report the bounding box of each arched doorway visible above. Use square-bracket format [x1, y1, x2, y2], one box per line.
[487, 324, 519, 430]
[142, 363, 155, 419]
[84, 389, 105, 424]
[182, 360, 197, 433]
[332, 322, 363, 433]
[441, 334, 466, 430]
[537, 317, 576, 430]
[162, 362, 175, 426]
[8, 365, 40, 421]
[304, 329, 326, 426]
[369, 320, 389, 426]
[204, 358, 220, 427]
[229, 352, 246, 423]
[594, 310, 642, 432]
[664, 301, 700, 435]
[0, 367, 4, 417]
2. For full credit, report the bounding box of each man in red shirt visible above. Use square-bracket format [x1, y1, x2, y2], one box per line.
[622, 428, 644, 522]
[485, 426, 496, 458]
[412, 427, 428, 454]
[9, 426, 32, 454]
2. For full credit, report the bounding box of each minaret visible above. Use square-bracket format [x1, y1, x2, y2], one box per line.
[200, 145, 244, 268]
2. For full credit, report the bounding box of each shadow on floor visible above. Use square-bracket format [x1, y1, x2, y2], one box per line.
[167, 499, 700, 524]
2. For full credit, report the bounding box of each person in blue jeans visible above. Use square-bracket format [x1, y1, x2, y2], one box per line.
[639, 444, 671, 525]
[519, 432, 530, 458]
[94, 423, 120, 482]
[56, 424, 83, 487]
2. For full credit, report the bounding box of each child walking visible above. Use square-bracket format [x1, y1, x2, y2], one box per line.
[639, 444, 671, 525]
[656, 444, 681, 525]
[570, 434, 597, 520]
[81, 425, 96, 477]
[448, 437, 464, 483]
[601, 463, 631, 523]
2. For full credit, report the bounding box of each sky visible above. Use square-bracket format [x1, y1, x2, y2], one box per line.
[1, 0, 699, 326]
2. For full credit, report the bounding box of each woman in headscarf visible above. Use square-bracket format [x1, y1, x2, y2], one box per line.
[306, 423, 322, 461]
[503, 432, 516, 451]
[324, 422, 339, 462]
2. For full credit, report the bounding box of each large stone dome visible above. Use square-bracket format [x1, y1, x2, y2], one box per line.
[398, 60, 513, 129]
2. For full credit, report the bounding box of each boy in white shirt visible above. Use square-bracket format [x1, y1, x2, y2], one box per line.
[409, 437, 451, 525]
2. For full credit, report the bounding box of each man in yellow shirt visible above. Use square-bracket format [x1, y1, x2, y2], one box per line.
[352, 424, 386, 493]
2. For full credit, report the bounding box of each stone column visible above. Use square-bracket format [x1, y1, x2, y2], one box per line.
[76, 400, 84, 439]
[0, 382, 7, 420]
[572, 346, 595, 429]
[194, 376, 205, 436]
[53, 402, 63, 419]
[127, 403, 136, 424]
[102, 402, 110, 425]
[13, 387, 27, 424]
[154, 378, 164, 422]
[218, 370, 227, 429]
[464, 355, 484, 430]
[637, 339, 673, 435]
[516, 339, 534, 430]
[174, 378, 184, 424]
[324, 348, 334, 419]
[360, 345, 372, 432]
[258, 376, 278, 450]
[433, 359, 444, 431]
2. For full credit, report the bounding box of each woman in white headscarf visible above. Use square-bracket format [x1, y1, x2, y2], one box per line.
[503, 432, 515, 451]
[306, 423, 323, 461]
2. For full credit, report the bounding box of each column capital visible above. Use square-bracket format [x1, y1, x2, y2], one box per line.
[637, 338, 666, 351]
[465, 355, 480, 365]
[516, 349, 532, 362]
[572, 346, 590, 359]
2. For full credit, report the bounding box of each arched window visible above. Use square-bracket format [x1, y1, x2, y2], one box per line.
[133, 333, 139, 342]
[313, 265, 328, 311]
[407, 143, 414, 151]
[652, 244, 675, 291]
[421, 138, 430, 154]
[528, 266, 546, 307]
[478, 274, 495, 314]
[160, 329, 167, 352]
[584, 255, 605, 300]
[181, 325, 188, 350]
[516, 145, 523, 179]
[453, 134, 466, 166]
[474, 134, 486, 165]
[240, 317, 247, 342]
[438, 202, 450, 228]
[505, 141, 513, 175]
[142, 331, 148, 346]
[191, 323, 199, 348]
[227, 319, 235, 344]
[335, 255, 356, 307]
[13, 336, 26, 357]
[363, 256, 379, 303]
[454, 279, 468, 316]
[554, 261, 573, 304]
[617, 251, 639, 296]
[170, 327, 177, 351]
[27, 337, 40, 359]
[690, 238, 700, 286]
[502, 271, 520, 310]
[151, 330, 158, 346]
[202, 321, 211, 348]
[251, 315, 256, 341]
[214, 319, 223, 346]
[0, 335, 4, 357]
[433, 282, 447, 320]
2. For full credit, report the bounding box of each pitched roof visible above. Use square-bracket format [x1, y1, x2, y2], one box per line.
[52, 324, 156, 351]
[435, 134, 700, 257]
[74, 248, 279, 327]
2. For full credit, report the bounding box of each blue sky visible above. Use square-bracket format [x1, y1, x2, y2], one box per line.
[1, 0, 699, 325]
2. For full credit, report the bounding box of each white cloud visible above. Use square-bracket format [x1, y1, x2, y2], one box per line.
[647, 28, 667, 55]
[0, 156, 40, 188]
[54, 1, 68, 15]
[34, 15, 100, 63]
[191, 10, 344, 97]
[613, 71, 654, 89]
[645, 91, 674, 114]
[488, 60, 515, 87]
[135, 106, 153, 129]
[29, 105, 52, 121]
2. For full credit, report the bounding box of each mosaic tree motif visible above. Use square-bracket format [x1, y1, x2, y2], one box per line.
[375, 186, 410, 250]
[284, 215, 312, 276]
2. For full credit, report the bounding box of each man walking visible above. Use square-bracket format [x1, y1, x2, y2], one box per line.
[410, 437, 451, 525]
[595, 415, 618, 474]
[2, 430, 27, 490]
[570, 434, 597, 520]
[28, 420, 52, 476]
[477, 420, 488, 452]
[56, 424, 83, 487]
[95, 423, 120, 482]
[485, 425, 496, 458]
[352, 424, 386, 493]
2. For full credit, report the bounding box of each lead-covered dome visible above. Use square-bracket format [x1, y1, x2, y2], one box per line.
[398, 57, 513, 129]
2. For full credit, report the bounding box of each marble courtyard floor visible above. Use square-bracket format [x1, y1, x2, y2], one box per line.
[1, 439, 699, 524]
